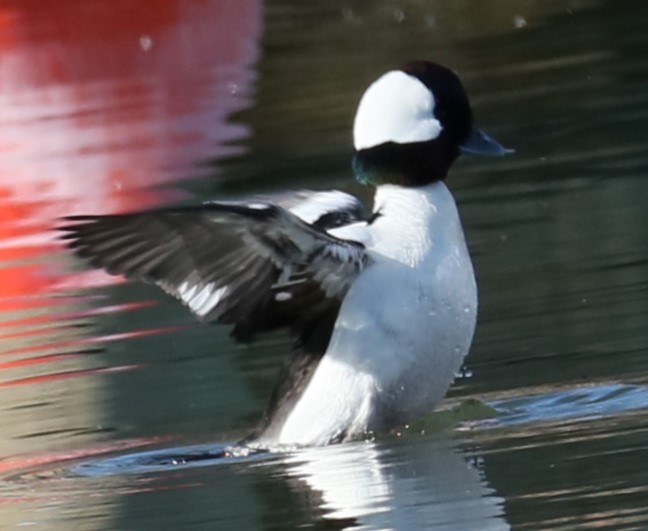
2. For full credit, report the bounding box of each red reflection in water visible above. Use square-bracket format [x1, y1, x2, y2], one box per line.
[0, 0, 262, 381]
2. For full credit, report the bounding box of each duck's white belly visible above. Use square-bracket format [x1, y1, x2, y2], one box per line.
[276, 182, 477, 447]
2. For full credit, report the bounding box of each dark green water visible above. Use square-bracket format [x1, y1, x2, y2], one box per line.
[1, 0, 648, 529]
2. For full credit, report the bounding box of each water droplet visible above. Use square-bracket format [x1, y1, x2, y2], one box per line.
[393, 9, 405, 23]
[513, 15, 527, 29]
[139, 34, 153, 52]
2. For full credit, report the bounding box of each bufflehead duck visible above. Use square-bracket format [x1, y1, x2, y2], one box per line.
[60, 61, 511, 450]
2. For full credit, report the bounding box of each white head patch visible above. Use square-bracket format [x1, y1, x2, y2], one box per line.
[353, 70, 442, 151]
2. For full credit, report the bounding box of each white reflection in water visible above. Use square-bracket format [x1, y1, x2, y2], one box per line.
[282, 437, 510, 530]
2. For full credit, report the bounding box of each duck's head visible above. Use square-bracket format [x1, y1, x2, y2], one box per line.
[352, 61, 512, 186]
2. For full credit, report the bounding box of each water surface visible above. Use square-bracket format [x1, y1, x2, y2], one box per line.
[1, 0, 648, 529]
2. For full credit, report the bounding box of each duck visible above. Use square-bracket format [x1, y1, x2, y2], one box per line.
[60, 61, 511, 450]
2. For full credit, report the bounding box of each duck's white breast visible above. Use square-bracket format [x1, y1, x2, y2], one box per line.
[277, 182, 477, 446]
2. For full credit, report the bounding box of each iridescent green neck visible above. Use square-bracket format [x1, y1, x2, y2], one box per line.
[352, 156, 411, 187]
[352, 141, 455, 188]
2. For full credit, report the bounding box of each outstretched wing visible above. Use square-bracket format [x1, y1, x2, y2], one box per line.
[59, 191, 369, 347]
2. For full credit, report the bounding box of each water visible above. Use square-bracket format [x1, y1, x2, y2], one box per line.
[1, 0, 648, 529]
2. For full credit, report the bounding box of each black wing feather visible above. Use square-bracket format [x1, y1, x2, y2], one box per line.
[59, 198, 368, 347]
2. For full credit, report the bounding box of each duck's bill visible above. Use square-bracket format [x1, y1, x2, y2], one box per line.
[460, 128, 514, 156]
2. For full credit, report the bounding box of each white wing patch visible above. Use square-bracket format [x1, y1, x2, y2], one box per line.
[288, 191, 362, 225]
[179, 281, 229, 317]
